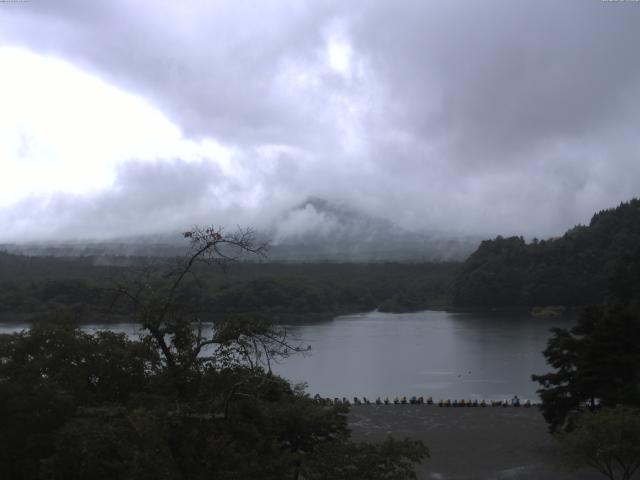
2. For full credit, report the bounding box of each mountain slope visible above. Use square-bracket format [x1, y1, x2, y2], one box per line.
[452, 198, 640, 307]
[267, 197, 480, 262]
[2, 197, 481, 262]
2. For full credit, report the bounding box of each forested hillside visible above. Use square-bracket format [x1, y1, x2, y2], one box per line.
[453, 199, 640, 308]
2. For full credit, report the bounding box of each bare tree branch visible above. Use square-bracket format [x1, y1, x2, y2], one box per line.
[104, 225, 307, 384]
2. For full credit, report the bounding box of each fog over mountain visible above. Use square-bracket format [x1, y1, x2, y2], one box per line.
[268, 197, 481, 261]
[2, 197, 481, 262]
[1, 1, 640, 244]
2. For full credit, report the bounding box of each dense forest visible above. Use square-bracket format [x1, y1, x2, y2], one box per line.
[529, 234, 640, 479]
[3, 199, 640, 321]
[452, 199, 640, 308]
[0, 229, 429, 479]
[0, 252, 457, 323]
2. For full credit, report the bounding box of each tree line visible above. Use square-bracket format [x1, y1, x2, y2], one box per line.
[529, 204, 640, 480]
[0, 253, 457, 322]
[453, 199, 640, 308]
[0, 227, 429, 480]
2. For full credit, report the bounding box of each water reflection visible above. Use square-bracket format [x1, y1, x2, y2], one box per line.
[274, 310, 570, 401]
[0, 310, 569, 401]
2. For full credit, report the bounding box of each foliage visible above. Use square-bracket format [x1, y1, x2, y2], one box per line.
[0, 313, 161, 480]
[0, 226, 428, 479]
[532, 305, 640, 432]
[0, 249, 457, 320]
[557, 406, 640, 480]
[453, 198, 640, 307]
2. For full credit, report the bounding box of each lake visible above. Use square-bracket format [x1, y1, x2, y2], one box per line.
[0, 310, 568, 402]
[273, 310, 568, 402]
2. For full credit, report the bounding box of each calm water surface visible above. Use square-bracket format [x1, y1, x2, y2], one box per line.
[0, 310, 569, 401]
[274, 310, 569, 401]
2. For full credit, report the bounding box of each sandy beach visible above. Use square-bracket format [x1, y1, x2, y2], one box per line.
[349, 405, 602, 480]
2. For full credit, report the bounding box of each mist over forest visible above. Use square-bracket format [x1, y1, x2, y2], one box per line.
[2, 2, 640, 480]
[1, 197, 482, 262]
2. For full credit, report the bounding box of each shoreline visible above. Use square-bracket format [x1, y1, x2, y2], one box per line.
[348, 405, 600, 480]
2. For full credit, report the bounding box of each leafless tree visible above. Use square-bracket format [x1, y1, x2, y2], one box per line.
[110, 226, 307, 384]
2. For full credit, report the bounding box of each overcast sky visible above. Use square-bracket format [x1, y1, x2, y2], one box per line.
[1, 0, 639, 242]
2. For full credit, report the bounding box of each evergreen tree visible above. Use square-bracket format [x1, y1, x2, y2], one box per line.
[532, 305, 640, 432]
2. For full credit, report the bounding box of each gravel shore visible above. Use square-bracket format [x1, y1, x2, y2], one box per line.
[348, 405, 602, 480]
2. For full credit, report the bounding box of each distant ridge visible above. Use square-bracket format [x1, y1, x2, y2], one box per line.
[266, 196, 480, 262]
[1, 197, 481, 263]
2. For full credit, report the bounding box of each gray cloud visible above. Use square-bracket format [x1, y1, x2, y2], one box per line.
[1, 0, 640, 241]
[1, 160, 235, 241]
[351, 1, 640, 165]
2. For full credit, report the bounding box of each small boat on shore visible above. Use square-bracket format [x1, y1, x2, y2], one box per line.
[313, 394, 537, 408]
